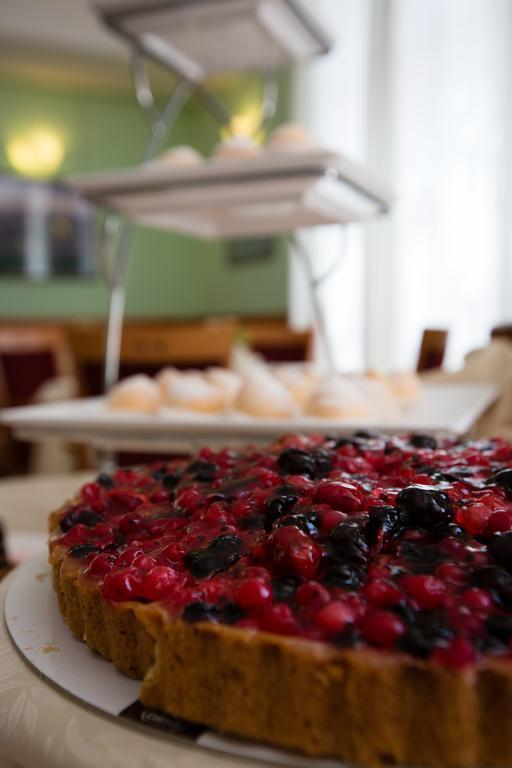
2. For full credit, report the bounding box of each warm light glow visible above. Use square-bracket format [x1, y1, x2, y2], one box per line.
[221, 103, 265, 142]
[6, 127, 65, 177]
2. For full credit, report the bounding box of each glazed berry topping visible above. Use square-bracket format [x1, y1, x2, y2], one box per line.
[487, 532, 512, 567]
[396, 485, 453, 528]
[60, 506, 103, 532]
[486, 468, 512, 498]
[236, 578, 272, 610]
[183, 602, 222, 622]
[68, 544, 102, 559]
[315, 600, 354, 636]
[187, 460, 218, 483]
[162, 471, 181, 489]
[51, 434, 512, 667]
[277, 448, 316, 477]
[409, 434, 438, 450]
[265, 490, 300, 527]
[366, 506, 399, 548]
[184, 535, 242, 578]
[96, 472, 115, 489]
[275, 512, 319, 537]
[362, 610, 406, 648]
[271, 578, 299, 602]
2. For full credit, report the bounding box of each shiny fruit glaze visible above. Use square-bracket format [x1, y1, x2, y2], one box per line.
[52, 434, 512, 666]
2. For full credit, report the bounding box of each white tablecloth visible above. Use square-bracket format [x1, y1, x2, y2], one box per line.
[0, 472, 283, 768]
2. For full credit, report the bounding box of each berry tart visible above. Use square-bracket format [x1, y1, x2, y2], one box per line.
[49, 433, 512, 766]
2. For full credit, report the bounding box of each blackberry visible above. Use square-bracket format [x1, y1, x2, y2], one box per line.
[184, 535, 242, 578]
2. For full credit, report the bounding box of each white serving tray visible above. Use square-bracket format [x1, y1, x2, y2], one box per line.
[2, 554, 341, 768]
[0, 383, 498, 454]
[67, 150, 391, 238]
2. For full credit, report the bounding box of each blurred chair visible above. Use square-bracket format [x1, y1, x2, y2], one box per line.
[0, 325, 75, 407]
[67, 320, 239, 467]
[239, 317, 313, 362]
[69, 320, 238, 396]
[491, 324, 512, 343]
[416, 329, 448, 372]
[0, 324, 78, 475]
[67, 317, 313, 398]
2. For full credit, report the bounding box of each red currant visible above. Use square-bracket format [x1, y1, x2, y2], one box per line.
[363, 580, 402, 607]
[268, 527, 321, 580]
[433, 637, 476, 667]
[361, 610, 405, 648]
[484, 511, 512, 536]
[236, 578, 272, 611]
[315, 601, 354, 636]
[401, 574, 446, 610]
[259, 604, 300, 636]
[313, 481, 363, 512]
[140, 566, 177, 601]
[103, 567, 143, 601]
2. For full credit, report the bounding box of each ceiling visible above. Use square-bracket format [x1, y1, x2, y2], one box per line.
[0, 1, 263, 94]
[0, 0, 135, 90]
[0, 0, 125, 60]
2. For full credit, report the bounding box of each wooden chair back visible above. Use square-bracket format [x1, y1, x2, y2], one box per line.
[0, 324, 75, 408]
[239, 318, 312, 362]
[0, 324, 77, 475]
[416, 329, 448, 372]
[491, 325, 512, 343]
[68, 320, 238, 396]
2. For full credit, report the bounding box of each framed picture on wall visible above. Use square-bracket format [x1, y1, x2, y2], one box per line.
[0, 176, 95, 278]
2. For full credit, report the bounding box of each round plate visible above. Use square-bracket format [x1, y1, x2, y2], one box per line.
[1, 555, 339, 768]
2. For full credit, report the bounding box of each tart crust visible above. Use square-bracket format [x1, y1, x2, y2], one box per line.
[50, 537, 153, 680]
[49, 512, 512, 768]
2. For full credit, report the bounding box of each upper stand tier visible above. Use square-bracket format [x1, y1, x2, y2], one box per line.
[97, 0, 332, 79]
[67, 150, 391, 238]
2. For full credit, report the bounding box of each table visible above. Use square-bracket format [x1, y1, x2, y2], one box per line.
[0, 471, 94, 538]
[0, 472, 93, 768]
[0, 472, 282, 768]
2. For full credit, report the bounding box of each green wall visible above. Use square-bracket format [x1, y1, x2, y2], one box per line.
[0, 73, 288, 319]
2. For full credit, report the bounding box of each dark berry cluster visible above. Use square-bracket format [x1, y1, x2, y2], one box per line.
[52, 434, 512, 666]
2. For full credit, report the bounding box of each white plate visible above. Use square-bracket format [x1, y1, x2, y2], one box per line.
[0, 383, 498, 453]
[2, 554, 341, 768]
[67, 150, 391, 238]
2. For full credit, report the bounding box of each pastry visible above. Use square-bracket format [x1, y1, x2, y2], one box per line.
[235, 369, 297, 418]
[305, 375, 369, 419]
[228, 342, 266, 377]
[212, 135, 261, 160]
[150, 145, 203, 167]
[157, 369, 225, 413]
[49, 433, 512, 766]
[273, 363, 319, 407]
[107, 374, 160, 414]
[266, 122, 319, 153]
[205, 367, 241, 407]
[154, 366, 180, 390]
[350, 375, 402, 421]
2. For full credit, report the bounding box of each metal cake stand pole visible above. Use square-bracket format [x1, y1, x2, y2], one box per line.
[100, 60, 278, 394]
[290, 232, 345, 375]
[96, 59, 279, 468]
[100, 54, 194, 395]
[96, 53, 197, 470]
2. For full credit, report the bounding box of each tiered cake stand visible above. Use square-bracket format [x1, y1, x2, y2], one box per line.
[70, 0, 391, 393]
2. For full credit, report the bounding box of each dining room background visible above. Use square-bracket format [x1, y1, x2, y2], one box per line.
[290, 0, 512, 371]
[1, 0, 511, 371]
